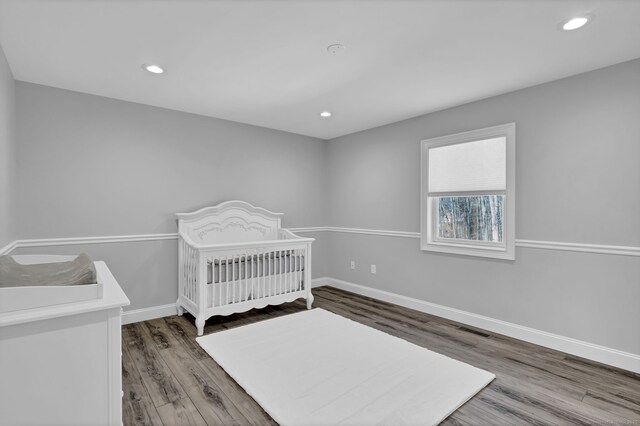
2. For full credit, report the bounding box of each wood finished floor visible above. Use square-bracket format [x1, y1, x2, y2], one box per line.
[122, 286, 640, 425]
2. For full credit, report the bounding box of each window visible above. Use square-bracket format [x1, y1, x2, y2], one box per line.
[421, 123, 515, 259]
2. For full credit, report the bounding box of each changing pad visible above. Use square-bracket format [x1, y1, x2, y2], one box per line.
[0, 253, 97, 288]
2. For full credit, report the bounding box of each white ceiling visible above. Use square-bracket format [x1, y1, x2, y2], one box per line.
[1, 0, 639, 140]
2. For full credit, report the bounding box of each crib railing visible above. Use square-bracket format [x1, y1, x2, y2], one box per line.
[206, 247, 306, 308]
[178, 238, 311, 313]
[179, 238, 199, 306]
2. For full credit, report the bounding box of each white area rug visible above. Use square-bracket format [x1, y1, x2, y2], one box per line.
[197, 308, 495, 426]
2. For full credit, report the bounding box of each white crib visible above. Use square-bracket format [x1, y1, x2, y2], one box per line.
[176, 200, 314, 336]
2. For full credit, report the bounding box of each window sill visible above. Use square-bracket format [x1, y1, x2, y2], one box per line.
[421, 242, 515, 260]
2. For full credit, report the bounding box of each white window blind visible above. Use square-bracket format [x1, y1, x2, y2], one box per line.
[428, 136, 506, 193]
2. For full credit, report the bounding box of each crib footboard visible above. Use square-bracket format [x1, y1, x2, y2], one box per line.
[177, 239, 313, 335]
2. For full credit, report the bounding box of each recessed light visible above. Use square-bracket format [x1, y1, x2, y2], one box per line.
[320, 111, 332, 118]
[143, 64, 164, 74]
[561, 16, 591, 31]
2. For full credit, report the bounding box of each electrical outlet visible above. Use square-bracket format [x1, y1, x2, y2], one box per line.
[350, 261, 356, 270]
[370, 264, 377, 274]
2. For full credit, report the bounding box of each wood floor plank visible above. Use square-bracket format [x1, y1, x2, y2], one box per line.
[197, 357, 278, 426]
[313, 293, 481, 357]
[485, 379, 632, 425]
[163, 316, 210, 361]
[439, 414, 468, 426]
[467, 345, 588, 401]
[134, 319, 245, 425]
[157, 397, 208, 426]
[142, 319, 174, 352]
[161, 344, 250, 425]
[314, 290, 482, 349]
[122, 286, 639, 425]
[497, 348, 639, 398]
[121, 346, 164, 426]
[560, 355, 640, 398]
[122, 323, 187, 408]
[444, 395, 521, 426]
[156, 314, 275, 425]
[582, 389, 640, 422]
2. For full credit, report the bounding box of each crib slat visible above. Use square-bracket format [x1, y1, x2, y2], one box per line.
[188, 246, 192, 301]
[295, 250, 302, 290]
[191, 247, 194, 301]
[227, 255, 229, 304]
[269, 250, 273, 297]
[259, 251, 262, 297]
[245, 252, 249, 302]
[192, 248, 195, 301]
[263, 250, 268, 298]
[288, 249, 291, 294]
[242, 253, 245, 302]
[298, 248, 302, 292]
[264, 250, 268, 298]
[185, 245, 188, 301]
[282, 250, 286, 294]
[290, 249, 294, 294]
[226, 255, 230, 306]
[250, 252, 254, 300]
[292, 249, 296, 293]
[217, 255, 221, 308]
[234, 254, 239, 303]
[288, 249, 292, 294]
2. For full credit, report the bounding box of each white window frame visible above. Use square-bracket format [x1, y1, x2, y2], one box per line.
[420, 123, 516, 260]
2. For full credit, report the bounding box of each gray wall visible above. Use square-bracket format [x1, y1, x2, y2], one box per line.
[327, 59, 640, 354]
[16, 82, 328, 236]
[0, 42, 17, 249]
[15, 82, 329, 310]
[10, 58, 640, 356]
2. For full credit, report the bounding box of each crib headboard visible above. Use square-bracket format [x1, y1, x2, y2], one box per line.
[176, 200, 283, 245]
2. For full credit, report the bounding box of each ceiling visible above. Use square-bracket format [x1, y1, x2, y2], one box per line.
[1, 1, 639, 140]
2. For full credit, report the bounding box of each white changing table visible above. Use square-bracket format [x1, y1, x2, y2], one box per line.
[0, 256, 130, 426]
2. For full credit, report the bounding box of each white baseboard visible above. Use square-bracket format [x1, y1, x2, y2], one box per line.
[0, 240, 17, 256]
[122, 303, 178, 325]
[324, 277, 640, 374]
[311, 276, 331, 288]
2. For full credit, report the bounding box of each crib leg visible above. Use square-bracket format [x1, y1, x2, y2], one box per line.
[306, 292, 314, 310]
[176, 300, 184, 316]
[196, 316, 206, 336]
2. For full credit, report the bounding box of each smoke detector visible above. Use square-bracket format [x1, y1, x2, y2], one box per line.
[327, 44, 346, 54]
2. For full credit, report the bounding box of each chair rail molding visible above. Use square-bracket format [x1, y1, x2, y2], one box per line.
[2, 228, 637, 257]
[290, 227, 640, 257]
[16, 233, 179, 248]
